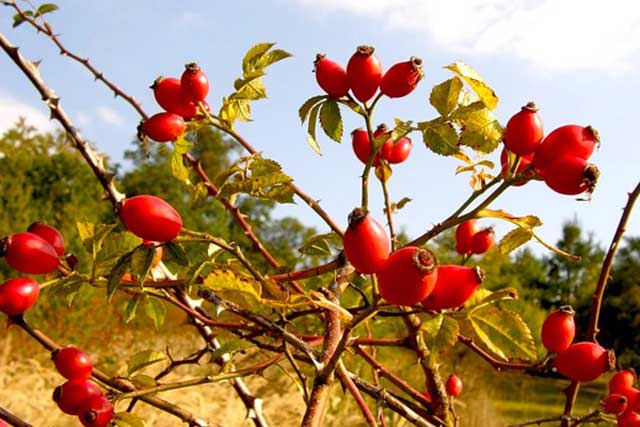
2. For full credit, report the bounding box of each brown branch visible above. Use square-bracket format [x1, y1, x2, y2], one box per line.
[266, 257, 343, 282]
[335, 361, 378, 427]
[506, 415, 569, 427]
[0, 31, 124, 205]
[0, 406, 32, 427]
[561, 181, 640, 427]
[457, 335, 542, 371]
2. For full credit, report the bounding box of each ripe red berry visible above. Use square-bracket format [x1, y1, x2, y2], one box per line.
[541, 306, 576, 353]
[347, 46, 382, 103]
[314, 54, 349, 99]
[343, 208, 390, 274]
[53, 346, 93, 380]
[603, 393, 628, 414]
[422, 265, 483, 310]
[500, 148, 534, 186]
[377, 246, 438, 306]
[455, 220, 479, 255]
[0, 277, 40, 316]
[446, 374, 463, 397]
[118, 195, 183, 243]
[532, 125, 599, 172]
[0, 420, 8, 427]
[541, 156, 599, 196]
[610, 370, 637, 395]
[151, 76, 198, 119]
[140, 112, 185, 143]
[503, 102, 544, 156]
[380, 57, 424, 98]
[470, 228, 494, 255]
[381, 136, 413, 164]
[623, 388, 640, 412]
[180, 63, 210, 103]
[53, 379, 102, 415]
[78, 395, 114, 427]
[27, 222, 65, 256]
[351, 128, 372, 164]
[554, 341, 614, 382]
[1, 232, 59, 274]
[618, 411, 640, 427]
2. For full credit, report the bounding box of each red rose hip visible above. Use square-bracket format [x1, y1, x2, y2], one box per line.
[554, 341, 614, 382]
[180, 63, 210, 102]
[1, 232, 59, 274]
[381, 136, 413, 164]
[455, 220, 479, 255]
[53, 379, 102, 415]
[314, 54, 349, 99]
[541, 306, 576, 353]
[53, 346, 93, 380]
[470, 228, 494, 255]
[351, 128, 372, 164]
[602, 393, 628, 414]
[119, 195, 183, 242]
[78, 395, 114, 427]
[422, 265, 483, 310]
[503, 102, 544, 156]
[380, 57, 424, 98]
[500, 148, 534, 186]
[140, 112, 185, 143]
[610, 370, 637, 394]
[541, 156, 599, 196]
[377, 246, 438, 306]
[27, 222, 65, 256]
[151, 76, 198, 119]
[446, 374, 463, 397]
[532, 125, 599, 172]
[0, 277, 40, 316]
[618, 411, 640, 427]
[347, 45, 382, 103]
[343, 208, 389, 274]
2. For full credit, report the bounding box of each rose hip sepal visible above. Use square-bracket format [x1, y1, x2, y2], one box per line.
[53, 346, 93, 380]
[503, 102, 544, 156]
[27, 222, 65, 256]
[0, 277, 40, 316]
[118, 195, 183, 243]
[541, 305, 576, 354]
[314, 54, 349, 99]
[53, 379, 102, 415]
[422, 265, 483, 310]
[78, 395, 114, 427]
[0, 232, 59, 274]
[180, 63, 210, 103]
[554, 341, 615, 382]
[377, 246, 438, 306]
[343, 208, 390, 274]
[347, 45, 382, 103]
[380, 57, 424, 98]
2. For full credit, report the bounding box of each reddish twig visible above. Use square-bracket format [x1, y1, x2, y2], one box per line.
[0, 406, 33, 427]
[266, 257, 343, 283]
[335, 361, 378, 426]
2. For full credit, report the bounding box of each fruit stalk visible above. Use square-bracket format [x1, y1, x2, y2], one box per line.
[0, 405, 33, 427]
[380, 175, 398, 251]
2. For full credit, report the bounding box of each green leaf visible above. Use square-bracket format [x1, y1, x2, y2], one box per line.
[465, 288, 518, 310]
[217, 156, 295, 204]
[202, 269, 262, 305]
[444, 62, 499, 110]
[319, 99, 343, 143]
[130, 374, 157, 389]
[468, 306, 537, 361]
[422, 315, 460, 364]
[231, 77, 267, 101]
[144, 297, 166, 329]
[234, 70, 266, 91]
[131, 245, 155, 284]
[209, 340, 255, 363]
[306, 103, 322, 155]
[430, 77, 463, 116]
[458, 109, 503, 153]
[95, 231, 141, 273]
[299, 95, 326, 124]
[499, 228, 533, 255]
[36, 3, 59, 16]
[255, 49, 292, 70]
[391, 120, 414, 140]
[107, 251, 134, 300]
[12, 14, 26, 28]
[422, 122, 460, 156]
[114, 412, 146, 427]
[242, 43, 275, 74]
[163, 242, 190, 266]
[123, 295, 141, 323]
[299, 232, 342, 257]
[171, 136, 192, 184]
[394, 197, 412, 211]
[127, 350, 166, 375]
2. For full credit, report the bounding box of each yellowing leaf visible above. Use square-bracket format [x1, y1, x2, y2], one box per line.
[445, 62, 498, 110]
[306, 103, 322, 155]
[127, 350, 166, 375]
[422, 122, 460, 156]
[499, 228, 534, 255]
[476, 209, 543, 229]
[430, 77, 463, 116]
[202, 269, 262, 305]
[319, 99, 343, 143]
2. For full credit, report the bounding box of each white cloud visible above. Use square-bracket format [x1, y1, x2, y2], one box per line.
[75, 111, 93, 128]
[291, 0, 640, 72]
[174, 12, 207, 31]
[96, 106, 125, 127]
[0, 94, 57, 133]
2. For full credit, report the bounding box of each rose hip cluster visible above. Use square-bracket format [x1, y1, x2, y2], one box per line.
[343, 209, 483, 309]
[454, 219, 494, 257]
[0, 223, 66, 317]
[139, 63, 210, 143]
[540, 307, 615, 384]
[502, 102, 600, 196]
[603, 370, 640, 426]
[51, 346, 113, 427]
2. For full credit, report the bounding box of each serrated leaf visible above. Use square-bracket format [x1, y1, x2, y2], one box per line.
[114, 412, 146, 427]
[391, 120, 414, 140]
[95, 231, 141, 272]
[242, 43, 276, 74]
[445, 62, 498, 110]
[144, 297, 165, 329]
[430, 77, 463, 116]
[127, 350, 166, 375]
[422, 122, 460, 156]
[232, 99, 252, 122]
[130, 374, 157, 389]
[465, 287, 518, 310]
[319, 99, 343, 143]
[202, 269, 261, 305]
[123, 295, 141, 323]
[476, 209, 542, 230]
[422, 315, 460, 364]
[255, 49, 292, 70]
[107, 252, 134, 300]
[36, 3, 59, 16]
[299, 232, 341, 257]
[305, 103, 322, 155]
[499, 228, 533, 255]
[458, 108, 503, 153]
[209, 340, 255, 363]
[469, 306, 537, 361]
[163, 242, 189, 266]
[171, 150, 191, 184]
[234, 70, 266, 91]
[299, 95, 326, 124]
[131, 245, 155, 284]
[231, 77, 267, 101]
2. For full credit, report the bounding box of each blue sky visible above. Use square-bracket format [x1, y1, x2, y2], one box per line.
[0, 0, 639, 253]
